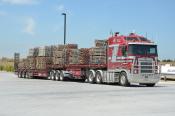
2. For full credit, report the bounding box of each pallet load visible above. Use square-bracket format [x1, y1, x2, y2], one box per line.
[36, 57, 52, 70]
[79, 48, 90, 64]
[89, 40, 107, 64]
[89, 47, 106, 64]
[28, 47, 39, 57]
[52, 45, 65, 65]
[52, 44, 78, 65]
[18, 59, 29, 69]
[38, 46, 54, 57]
[27, 56, 36, 69]
[14, 53, 20, 70]
[95, 39, 107, 47]
[66, 49, 79, 64]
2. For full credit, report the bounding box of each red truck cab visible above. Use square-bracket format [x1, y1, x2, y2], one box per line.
[106, 32, 159, 86]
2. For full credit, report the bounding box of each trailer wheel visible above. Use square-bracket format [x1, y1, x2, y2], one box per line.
[51, 71, 55, 80]
[96, 72, 102, 84]
[60, 71, 64, 81]
[25, 72, 29, 79]
[18, 72, 22, 78]
[47, 71, 52, 80]
[88, 71, 95, 84]
[55, 71, 60, 81]
[119, 72, 130, 86]
[22, 71, 26, 78]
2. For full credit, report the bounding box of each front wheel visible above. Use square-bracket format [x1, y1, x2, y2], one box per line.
[119, 72, 130, 86]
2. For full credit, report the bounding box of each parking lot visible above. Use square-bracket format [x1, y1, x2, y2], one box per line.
[0, 72, 175, 116]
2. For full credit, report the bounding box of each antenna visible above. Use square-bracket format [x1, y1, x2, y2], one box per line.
[110, 29, 113, 36]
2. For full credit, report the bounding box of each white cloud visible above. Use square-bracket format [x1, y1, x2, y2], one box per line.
[23, 17, 36, 35]
[56, 4, 71, 15]
[0, 0, 38, 5]
[0, 11, 7, 16]
[57, 4, 65, 12]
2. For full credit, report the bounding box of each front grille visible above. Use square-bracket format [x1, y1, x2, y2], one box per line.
[141, 62, 152, 65]
[141, 69, 153, 73]
[140, 61, 153, 73]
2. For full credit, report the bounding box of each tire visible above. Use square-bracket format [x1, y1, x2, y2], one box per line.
[51, 71, 55, 80]
[60, 71, 64, 81]
[18, 72, 22, 78]
[47, 71, 52, 80]
[25, 72, 29, 79]
[119, 72, 130, 86]
[88, 71, 95, 84]
[22, 71, 26, 78]
[146, 83, 155, 87]
[55, 71, 60, 81]
[96, 72, 102, 84]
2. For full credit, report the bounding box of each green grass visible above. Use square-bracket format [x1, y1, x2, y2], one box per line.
[0, 59, 14, 72]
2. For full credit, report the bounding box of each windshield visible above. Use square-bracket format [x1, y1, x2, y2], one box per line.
[126, 37, 149, 42]
[128, 44, 158, 56]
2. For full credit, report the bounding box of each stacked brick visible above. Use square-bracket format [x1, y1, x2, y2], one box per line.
[18, 59, 29, 69]
[89, 40, 107, 64]
[35, 57, 52, 70]
[52, 44, 78, 65]
[66, 49, 79, 64]
[22, 40, 107, 70]
[28, 46, 54, 69]
[79, 48, 90, 64]
[52, 45, 65, 65]
[27, 56, 36, 69]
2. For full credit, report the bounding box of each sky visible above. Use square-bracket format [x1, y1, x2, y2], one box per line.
[0, 0, 175, 60]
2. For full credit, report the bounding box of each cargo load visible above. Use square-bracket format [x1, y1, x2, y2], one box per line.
[36, 57, 52, 69]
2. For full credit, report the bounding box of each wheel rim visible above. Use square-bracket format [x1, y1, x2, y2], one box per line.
[22, 72, 25, 78]
[51, 73, 54, 80]
[48, 72, 51, 80]
[55, 72, 60, 81]
[120, 75, 126, 85]
[96, 74, 101, 83]
[26, 73, 29, 78]
[89, 73, 94, 82]
[60, 73, 64, 81]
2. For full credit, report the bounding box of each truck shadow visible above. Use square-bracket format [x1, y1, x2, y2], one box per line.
[21, 77, 167, 88]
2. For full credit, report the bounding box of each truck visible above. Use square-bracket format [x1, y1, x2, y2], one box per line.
[159, 64, 175, 80]
[15, 32, 160, 87]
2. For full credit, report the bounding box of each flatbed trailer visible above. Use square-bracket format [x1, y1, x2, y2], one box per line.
[17, 63, 107, 80]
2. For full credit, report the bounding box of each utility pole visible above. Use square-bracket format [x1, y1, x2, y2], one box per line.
[62, 13, 66, 45]
[62, 13, 67, 65]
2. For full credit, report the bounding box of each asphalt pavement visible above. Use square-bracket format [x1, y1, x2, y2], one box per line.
[0, 72, 175, 116]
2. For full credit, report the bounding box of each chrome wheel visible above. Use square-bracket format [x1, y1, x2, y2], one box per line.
[88, 71, 95, 84]
[55, 71, 60, 81]
[119, 72, 130, 86]
[96, 72, 102, 84]
[60, 71, 64, 81]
